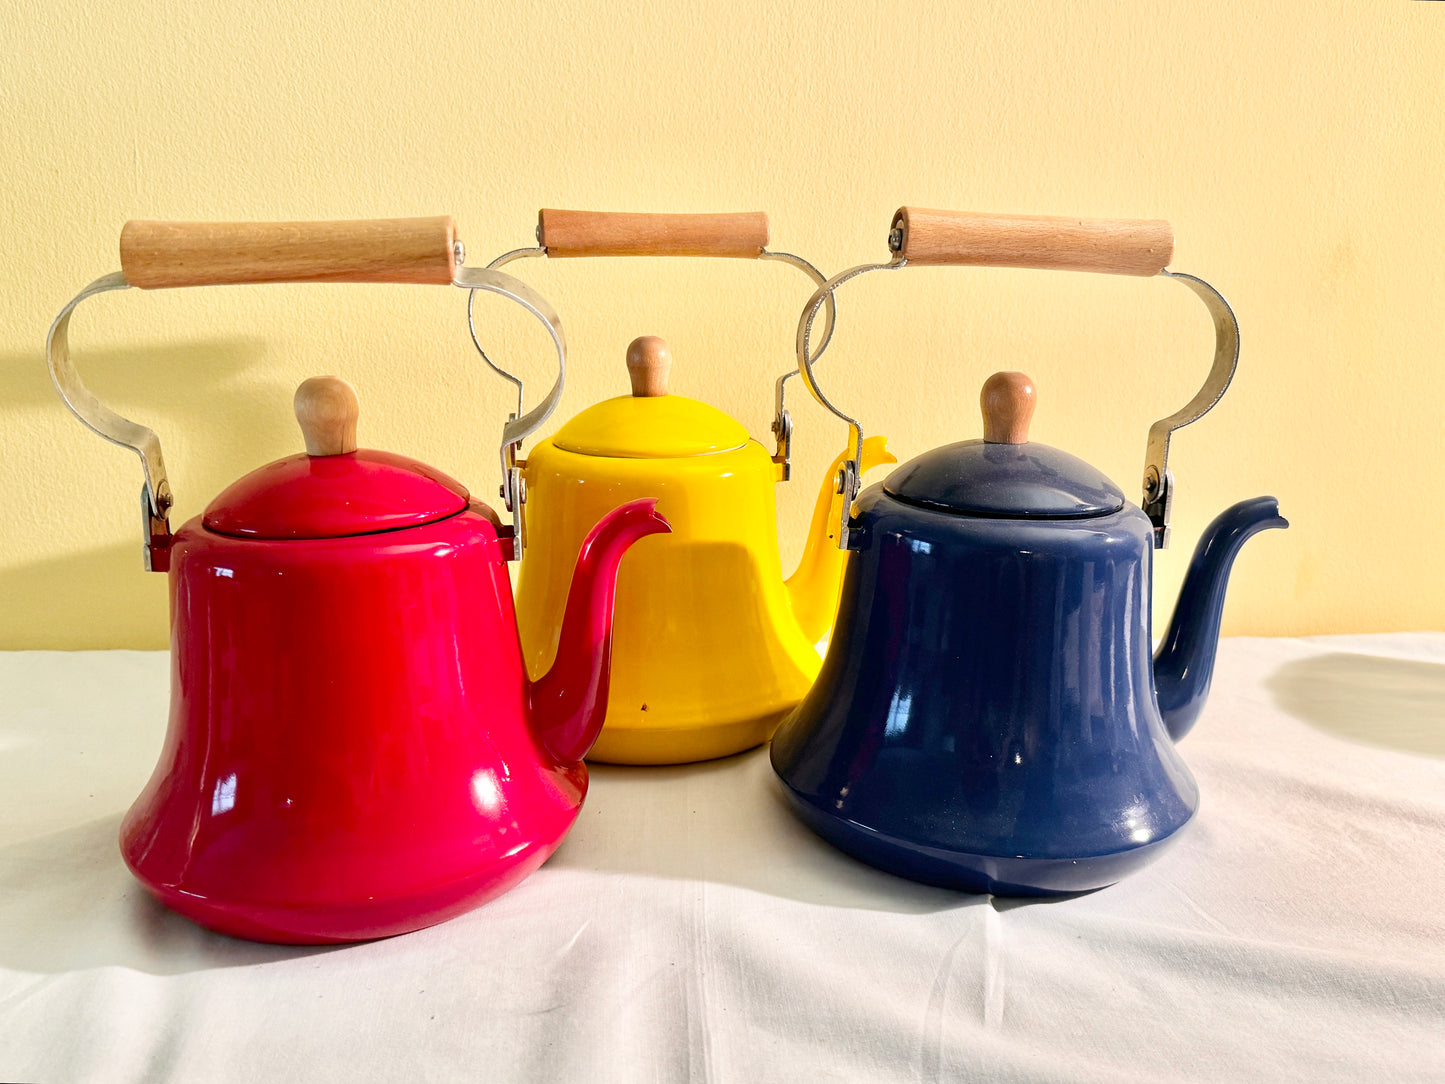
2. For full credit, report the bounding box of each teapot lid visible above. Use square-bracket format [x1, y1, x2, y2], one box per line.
[883, 372, 1125, 519]
[551, 337, 750, 458]
[202, 377, 470, 541]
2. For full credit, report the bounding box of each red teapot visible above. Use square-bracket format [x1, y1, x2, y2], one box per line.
[47, 218, 669, 943]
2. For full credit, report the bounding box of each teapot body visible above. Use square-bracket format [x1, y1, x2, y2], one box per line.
[122, 502, 586, 943]
[517, 437, 822, 764]
[770, 485, 1198, 896]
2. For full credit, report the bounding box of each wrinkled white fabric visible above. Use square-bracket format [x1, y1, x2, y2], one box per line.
[1, 637, 1442, 1083]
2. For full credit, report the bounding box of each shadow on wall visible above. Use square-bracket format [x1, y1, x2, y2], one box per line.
[1268, 652, 1445, 758]
[4, 335, 277, 410]
[0, 542, 169, 649]
[12, 337, 297, 479]
[3, 338, 297, 648]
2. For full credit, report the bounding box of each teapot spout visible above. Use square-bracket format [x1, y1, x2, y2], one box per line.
[785, 436, 896, 643]
[1154, 496, 1288, 742]
[530, 498, 671, 765]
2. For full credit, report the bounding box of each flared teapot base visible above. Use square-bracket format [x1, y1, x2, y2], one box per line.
[124, 839, 560, 945]
[776, 781, 1191, 897]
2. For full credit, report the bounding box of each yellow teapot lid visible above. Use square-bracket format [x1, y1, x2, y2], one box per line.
[551, 336, 751, 459]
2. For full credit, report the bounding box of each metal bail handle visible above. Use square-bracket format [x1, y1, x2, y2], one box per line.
[796, 207, 1239, 550]
[457, 266, 567, 558]
[472, 209, 838, 480]
[47, 216, 566, 568]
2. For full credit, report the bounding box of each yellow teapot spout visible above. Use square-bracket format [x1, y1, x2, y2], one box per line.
[785, 436, 896, 644]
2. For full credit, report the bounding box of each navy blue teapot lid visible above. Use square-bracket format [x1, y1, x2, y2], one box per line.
[882, 372, 1125, 519]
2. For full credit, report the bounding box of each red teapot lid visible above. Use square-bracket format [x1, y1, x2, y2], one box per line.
[202, 377, 470, 541]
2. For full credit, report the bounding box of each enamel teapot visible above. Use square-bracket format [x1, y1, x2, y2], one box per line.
[477, 211, 893, 764]
[770, 209, 1288, 895]
[47, 217, 669, 942]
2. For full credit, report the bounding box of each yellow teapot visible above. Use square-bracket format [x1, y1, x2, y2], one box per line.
[514, 335, 893, 764]
[467, 210, 894, 764]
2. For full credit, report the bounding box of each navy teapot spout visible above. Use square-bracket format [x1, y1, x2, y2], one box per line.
[1154, 495, 1289, 742]
[770, 372, 1287, 896]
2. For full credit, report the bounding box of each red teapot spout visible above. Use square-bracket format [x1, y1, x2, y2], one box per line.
[530, 499, 672, 765]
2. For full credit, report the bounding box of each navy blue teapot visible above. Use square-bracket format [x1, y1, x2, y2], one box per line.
[771, 209, 1287, 895]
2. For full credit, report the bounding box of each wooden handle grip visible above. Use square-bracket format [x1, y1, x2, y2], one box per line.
[120, 216, 459, 289]
[893, 208, 1173, 276]
[538, 210, 769, 258]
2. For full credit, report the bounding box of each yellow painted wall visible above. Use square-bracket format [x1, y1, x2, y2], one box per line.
[1, 1, 1441, 649]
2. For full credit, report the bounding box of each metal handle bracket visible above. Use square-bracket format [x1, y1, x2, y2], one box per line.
[456, 265, 568, 559]
[49, 251, 566, 568]
[794, 223, 1240, 551]
[46, 271, 177, 570]
[474, 231, 837, 480]
[794, 256, 907, 548]
[1142, 270, 1240, 548]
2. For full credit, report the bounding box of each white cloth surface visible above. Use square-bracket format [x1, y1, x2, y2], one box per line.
[1, 636, 1443, 1083]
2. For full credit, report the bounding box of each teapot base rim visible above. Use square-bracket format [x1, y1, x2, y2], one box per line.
[585, 711, 787, 765]
[776, 780, 1192, 897]
[124, 834, 564, 944]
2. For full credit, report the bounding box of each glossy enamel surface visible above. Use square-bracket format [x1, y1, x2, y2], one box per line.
[518, 437, 823, 764]
[125, 489, 668, 943]
[516, 333, 898, 766]
[551, 392, 749, 458]
[1153, 496, 1290, 742]
[124, 504, 576, 942]
[771, 486, 1199, 895]
[772, 480, 1287, 896]
[203, 449, 469, 539]
[883, 438, 1124, 518]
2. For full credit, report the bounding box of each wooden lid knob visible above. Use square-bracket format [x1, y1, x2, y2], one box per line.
[295, 376, 360, 456]
[981, 372, 1035, 444]
[626, 336, 671, 397]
